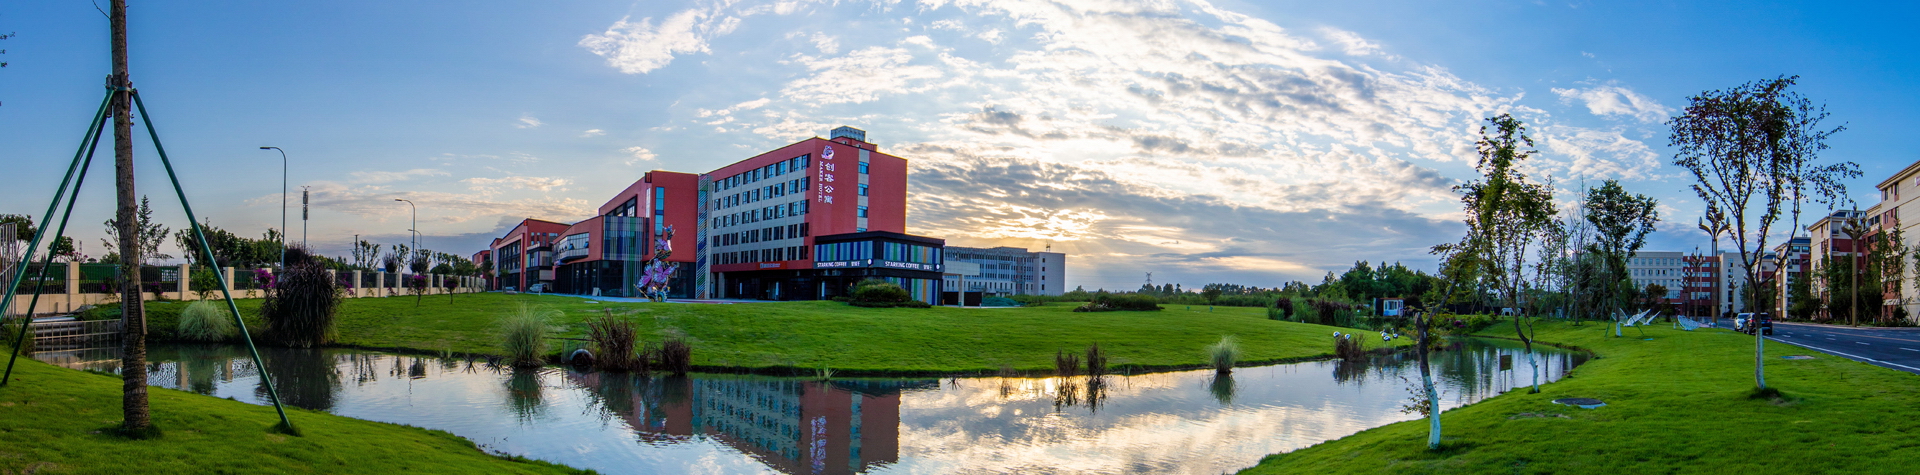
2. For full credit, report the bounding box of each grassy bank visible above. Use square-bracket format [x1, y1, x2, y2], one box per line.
[1241, 321, 1920, 474]
[128, 292, 1395, 374]
[0, 346, 588, 474]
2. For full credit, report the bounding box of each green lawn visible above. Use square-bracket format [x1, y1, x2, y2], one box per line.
[140, 293, 1391, 374]
[0, 349, 589, 474]
[1240, 321, 1920, 474]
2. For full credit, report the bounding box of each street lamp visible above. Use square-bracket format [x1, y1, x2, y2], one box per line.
[394, 198, 416, 258]
[260, 146, 287, 270]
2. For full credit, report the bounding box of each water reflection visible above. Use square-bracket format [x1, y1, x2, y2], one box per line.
[39, 338, 1582, 475]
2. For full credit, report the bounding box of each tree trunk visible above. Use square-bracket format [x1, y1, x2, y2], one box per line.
[1754, 321, 1766, 389]
[110, 0, 151, 432]
[1417, 313, 1440, 450]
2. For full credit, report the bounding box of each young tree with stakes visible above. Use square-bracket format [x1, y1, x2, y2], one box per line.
[1443, 114, 1558, 393]
[1669, 75, 1857, 391]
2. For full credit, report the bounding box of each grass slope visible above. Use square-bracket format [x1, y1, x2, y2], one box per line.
[1240, 321, 1920, 474]
[0, 351, 589, 474]
[138, 293, 1392, 374]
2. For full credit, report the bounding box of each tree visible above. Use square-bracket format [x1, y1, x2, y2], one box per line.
[1669, 75, 1857, 391]
[1582, 181, 1660, 335]
[101, 195, 172, 264]
[1641, 283, 1670, 314]
[1444, 114, 1558, 393]
[350, 239, 380, 270]
[107, 0, 153, 433]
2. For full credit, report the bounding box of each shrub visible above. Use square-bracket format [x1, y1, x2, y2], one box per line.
[656, 336, 692, 376]
[190, 266, 221, 300]
[1, 320, 31, 354]
[1433, 313, 1495, 336]
[848, 279, 930, 308]
[177, 300, 237, 342]
[1073, 292, 1162, 312]
[499, 304, 556, 368]
[1055, 349, 1081, 377]
[585, 311, 644, 372]
[980, 297, 1021, 307]
[1207, 336, 1240, 374]
[1276, 298, 1295, 319]
[259, 247, 342, 348]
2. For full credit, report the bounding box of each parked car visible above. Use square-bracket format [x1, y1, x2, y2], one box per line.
[1751, 313, 1773, 336]
[1734, 313, 1752, 332]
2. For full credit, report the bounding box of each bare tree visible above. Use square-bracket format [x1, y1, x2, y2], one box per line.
[1669, 75, 1858, 391]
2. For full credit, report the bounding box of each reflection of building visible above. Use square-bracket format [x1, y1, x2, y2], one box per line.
[940, 246, 1066, 296]
[568, 373, 931, 475]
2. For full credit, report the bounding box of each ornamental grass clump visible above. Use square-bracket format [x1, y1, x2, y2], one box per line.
[656, 337, 692, 376]
[260, 246, 342, 348]
[585, 310, 644, 373]
[1055, 349, 1082, 377]
[178, 300, 237, 342]
[499, 304, 556, 368]
[1333, 332, 1366, 362]
[1085, 342, 1108, 377]
[1207, 336, 1240, 374]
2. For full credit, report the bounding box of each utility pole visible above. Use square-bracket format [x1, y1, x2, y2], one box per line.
[109, 0, 153, 432]
[301, 186, 310, 248]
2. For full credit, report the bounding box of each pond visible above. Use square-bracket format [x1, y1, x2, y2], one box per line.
[36, 339, 1584, 474]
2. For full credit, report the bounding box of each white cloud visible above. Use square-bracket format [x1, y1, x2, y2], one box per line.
[1552, 82, 1672, 123]
[462, 176, 571, 192]
[515, 115, 543, 129]
[579, 4, 748, 74]
[781, 46, 947, 104]
[348, 168, 448, 184]
[581, 129, 606, 137]
[809, 32, 840, 53]
[1319, 27, 1386, 57]
[623, 146, 658, 165]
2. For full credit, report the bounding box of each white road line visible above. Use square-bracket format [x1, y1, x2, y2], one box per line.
[1857, 342, 1871, 345]
[1769, 338, 1920, 373]
[1903, 348, 1919, 352]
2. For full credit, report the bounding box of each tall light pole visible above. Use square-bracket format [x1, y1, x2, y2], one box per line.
[301, 186, 310, 248]
[394, 198, 416, 261]
[260, 146, 287, 270]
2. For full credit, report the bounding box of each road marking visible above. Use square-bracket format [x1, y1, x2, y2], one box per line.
[1857, 342, 1870, 345]
[1769, 338, 1920, 373]
[1903, 348, 1919, 352]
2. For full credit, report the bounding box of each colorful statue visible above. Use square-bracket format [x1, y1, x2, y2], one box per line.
[635, 225, 679, 302]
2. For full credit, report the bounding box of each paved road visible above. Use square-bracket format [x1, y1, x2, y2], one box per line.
[1715, 318, 1920, 374]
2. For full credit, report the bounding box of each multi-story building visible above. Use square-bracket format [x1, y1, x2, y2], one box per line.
[1627, 251, 1687, 301]
[483, 126, 956, 304]
[1806, 210, 1866, 321]
[940, 246, 1066, 296]
[1870, 161, 1920, 323]
[1771, 236, 1811, 319]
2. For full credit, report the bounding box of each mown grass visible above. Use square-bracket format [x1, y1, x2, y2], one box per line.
[0, 346, 590, 474]
[136, 293, 1399, 374]
[1240, 320, 1920, 474]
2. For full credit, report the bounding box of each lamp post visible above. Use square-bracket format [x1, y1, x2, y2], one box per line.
[301, 185, 310, 248]
[260, 146, 287, 270]
[394, 198, 416, 258]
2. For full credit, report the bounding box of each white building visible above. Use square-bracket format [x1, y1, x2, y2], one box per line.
[939, 246, 1065, 296]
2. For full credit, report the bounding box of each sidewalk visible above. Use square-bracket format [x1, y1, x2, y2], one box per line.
[1772, 320, 1920, 331]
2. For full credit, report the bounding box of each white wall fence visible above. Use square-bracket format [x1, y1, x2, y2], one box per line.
[5, 264, 484, 316]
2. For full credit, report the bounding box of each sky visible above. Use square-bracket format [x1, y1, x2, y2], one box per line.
[2, 0, 1916, 291]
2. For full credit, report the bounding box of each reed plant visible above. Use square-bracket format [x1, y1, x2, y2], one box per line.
[499, 304, 556, 368]
[1333, 332, 1366, 361]
[656, 337, 692, 376]
[1085, 342, 1107, 377]
[1207, 336, 1240, 374]
[584, 310, 644, 372]
[177, 300, 237, 342]
[1054, 349, 1081, 376]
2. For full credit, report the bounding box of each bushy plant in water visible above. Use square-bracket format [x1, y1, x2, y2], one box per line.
[500, 304, 556, 368]
[1207, 336, 1240, 374]
[585, 310, 644, 372]
[178, 300, 237, 342]
[260, 246, 342, 347]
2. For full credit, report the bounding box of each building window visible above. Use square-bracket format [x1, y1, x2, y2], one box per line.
[858, 206, 869, 218]
[859, 184, 869, 196]
[859, 162, 869, 174]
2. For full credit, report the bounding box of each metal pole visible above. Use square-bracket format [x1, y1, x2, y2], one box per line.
[260, 146, 287, 267]
[301, 186, 309, 248]
[395, 199, 416, 252]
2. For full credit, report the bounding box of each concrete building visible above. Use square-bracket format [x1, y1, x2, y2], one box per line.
[1806, 210, 1867, 321]
[1771, 236, 1811, 319]
[940, 246, 1067, 296]
[1869, 161, 1920, 323]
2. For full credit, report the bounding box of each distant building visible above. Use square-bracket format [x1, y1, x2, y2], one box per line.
[940, 246, 1066, 296]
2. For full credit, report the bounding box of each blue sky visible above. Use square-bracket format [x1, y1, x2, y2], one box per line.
[2, 0, 1915, 290]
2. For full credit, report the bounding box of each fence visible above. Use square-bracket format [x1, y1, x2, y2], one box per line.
[7, 265, 485, 315]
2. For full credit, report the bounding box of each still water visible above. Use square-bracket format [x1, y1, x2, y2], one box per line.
[38, 339, 1583, 474]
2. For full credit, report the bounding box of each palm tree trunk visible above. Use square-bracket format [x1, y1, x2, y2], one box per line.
[110, 0, 151, 432]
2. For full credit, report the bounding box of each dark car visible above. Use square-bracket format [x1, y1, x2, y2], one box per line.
[1745, 313, 1773, 336]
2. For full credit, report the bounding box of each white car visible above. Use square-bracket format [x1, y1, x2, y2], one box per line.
[1733, 313, 1753, 332]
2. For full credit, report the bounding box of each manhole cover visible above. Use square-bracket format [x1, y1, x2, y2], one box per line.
[1552, 398, 1606, 409]
[1781, 355, 1815, 360]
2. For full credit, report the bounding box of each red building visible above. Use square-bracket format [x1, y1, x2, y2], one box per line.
[483, 126, 946, 303]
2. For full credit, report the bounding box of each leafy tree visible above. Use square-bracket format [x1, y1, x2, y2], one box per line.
[1787, 266, 1821, 320]
[1582, 180, 1660, 334]
[1670, 75, 1857, 391]
[101, 195, 172, 264]
[1442, 113, 1558, 393]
